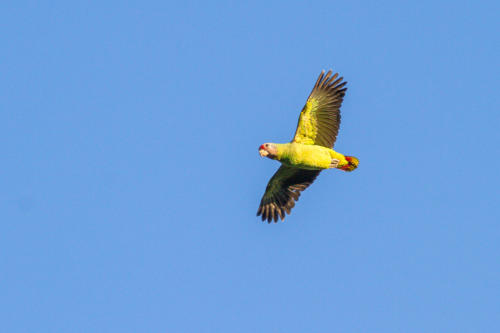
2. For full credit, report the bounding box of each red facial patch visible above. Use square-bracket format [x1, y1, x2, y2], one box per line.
[259, 144, 266, 150]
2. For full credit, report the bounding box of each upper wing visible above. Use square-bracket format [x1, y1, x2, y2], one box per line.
[292, 70, 347, 148]
[257, 165, 321, 223]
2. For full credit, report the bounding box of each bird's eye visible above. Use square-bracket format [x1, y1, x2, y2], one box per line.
[265, 144, 269, 147]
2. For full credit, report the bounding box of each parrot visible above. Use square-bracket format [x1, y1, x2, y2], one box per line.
[257, 70, 359, 223]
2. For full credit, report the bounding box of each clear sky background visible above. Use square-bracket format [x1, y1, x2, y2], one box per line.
[1, 1, 499, 332]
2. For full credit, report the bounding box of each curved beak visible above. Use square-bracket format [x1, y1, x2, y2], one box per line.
[259, 149, 269, 157]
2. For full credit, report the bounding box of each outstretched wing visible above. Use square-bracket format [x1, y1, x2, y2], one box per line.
[257, 165, 321, 223]
[292, 70, 347, 148]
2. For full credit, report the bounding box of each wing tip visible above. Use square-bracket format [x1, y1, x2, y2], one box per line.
[257, 204, 286, 223]
[315, 69, 347, 92]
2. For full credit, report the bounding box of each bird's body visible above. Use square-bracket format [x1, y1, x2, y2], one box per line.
[271, 143, 349, 170]
[257, 69, 359, 223]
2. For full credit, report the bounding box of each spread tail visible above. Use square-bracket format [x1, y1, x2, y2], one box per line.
[340, 156, 359, 172]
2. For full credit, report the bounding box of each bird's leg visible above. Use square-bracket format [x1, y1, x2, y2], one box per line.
[329, 158, 340, 168]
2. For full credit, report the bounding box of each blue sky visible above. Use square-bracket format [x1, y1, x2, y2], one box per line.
[1, 1, 499, 332]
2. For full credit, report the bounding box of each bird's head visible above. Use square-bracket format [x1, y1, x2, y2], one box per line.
[259, 143, 278, 159]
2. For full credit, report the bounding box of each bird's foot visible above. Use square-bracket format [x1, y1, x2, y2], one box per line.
[330, 159, 340, 168]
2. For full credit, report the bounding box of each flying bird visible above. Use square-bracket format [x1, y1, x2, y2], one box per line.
[257, 70, 359, 223]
